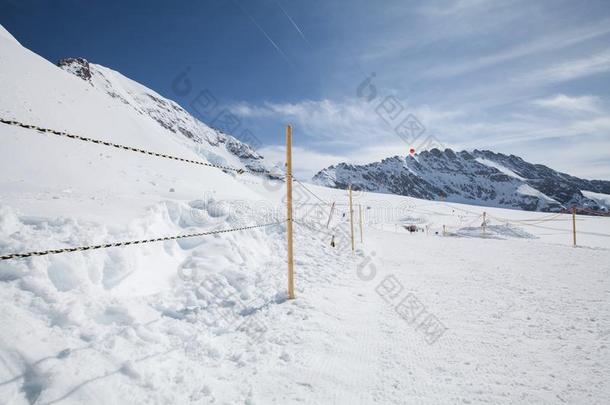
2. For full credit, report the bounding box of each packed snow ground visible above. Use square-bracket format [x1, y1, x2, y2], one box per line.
[1, 177, 609, 404]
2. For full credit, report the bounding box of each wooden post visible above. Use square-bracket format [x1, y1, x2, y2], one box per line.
[572, 206, 576, 247]
[286, 125, 295, 299]
[359, 204, 363, 243]
[443, 225, 446, 236]
[482, 212, 486, 234]
[326, 201, 335, 228]
[348, 185, 355, 252]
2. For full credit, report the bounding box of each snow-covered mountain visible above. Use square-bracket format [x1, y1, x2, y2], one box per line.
[56, 57, 269, 176]
[313, 149, 610, 213]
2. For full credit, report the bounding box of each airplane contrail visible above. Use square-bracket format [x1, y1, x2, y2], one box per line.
[231, 0, 295, 67]
[276, 1, 310, 46]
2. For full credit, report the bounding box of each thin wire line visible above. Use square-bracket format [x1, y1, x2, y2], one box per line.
[1, 221, 284, 261]
[1, 118, 256, 175]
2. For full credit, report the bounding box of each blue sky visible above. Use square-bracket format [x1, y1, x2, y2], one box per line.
[2, 0, 610, 179]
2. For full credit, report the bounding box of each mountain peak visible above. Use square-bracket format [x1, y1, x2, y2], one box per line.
[57, 57, 92, 81]
[56, 56, 268, 175]
[312, 150, 610, 213]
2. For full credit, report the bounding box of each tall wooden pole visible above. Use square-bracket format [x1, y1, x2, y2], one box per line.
[326, 201, 335, 228]
[572, 207, 577, 247]
[286, 125, 295, 299]
[359, 204, 363, 243]
[348, 185, 355, 252]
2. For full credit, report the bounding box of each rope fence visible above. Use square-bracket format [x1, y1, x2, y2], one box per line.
[0, 221, 284, 261]
[0, 118, 253, 175]
[294, 179, 331, 206]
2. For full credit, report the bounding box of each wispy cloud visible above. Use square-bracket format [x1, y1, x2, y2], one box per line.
[259, 145, 346, 179]
[416, 0, 500, 18]
[232, 99, 393, 145]
[232, 98, 466, 148]
[424, 19, 610, 79]
[531, 94, 602, 113]
[516, 48, 610, 85]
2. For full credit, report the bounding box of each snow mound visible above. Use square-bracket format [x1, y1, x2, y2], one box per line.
[0, 196, 284, 295]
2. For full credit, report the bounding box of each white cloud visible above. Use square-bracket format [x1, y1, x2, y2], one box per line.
[531, 94, 602, 113]
[516, 49, 610, 85]
[416, 0, 493, 17]
[360, 0, 521, 63]
[232, 98, 464, 146]
[439, 113, 610, 148]
[233, 98, 394, 146]
[258, 145, 347, 180]
[424, 19, 610, 79]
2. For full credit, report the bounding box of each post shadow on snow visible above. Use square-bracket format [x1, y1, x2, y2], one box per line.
[0, 346, 92, 405]
[239, 291, 289, 316]
[39, 348, 179, 405]
[0, 344, 180, 405]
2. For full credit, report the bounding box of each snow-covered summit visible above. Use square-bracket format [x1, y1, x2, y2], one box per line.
[56, 57, 268, 175]
[313, 148, 610, 213]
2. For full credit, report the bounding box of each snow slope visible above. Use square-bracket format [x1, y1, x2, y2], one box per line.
[0, 23, 270, 225]
[57, 57, 269, 176]
[1, 25, 609, 404]
[582, 190, 610, 211]
[476, 157, 526, 180]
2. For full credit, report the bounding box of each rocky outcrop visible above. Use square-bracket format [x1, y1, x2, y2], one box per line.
[313, 148, 610, 213]
[57, 58, 92, 81]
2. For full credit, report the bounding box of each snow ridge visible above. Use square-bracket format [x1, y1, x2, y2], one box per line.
[313, 149, 610, 213]
[57, 58, 269, 176]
